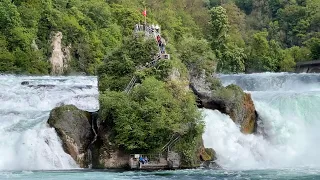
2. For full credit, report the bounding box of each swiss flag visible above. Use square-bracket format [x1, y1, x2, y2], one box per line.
[142, 9, 147, 17]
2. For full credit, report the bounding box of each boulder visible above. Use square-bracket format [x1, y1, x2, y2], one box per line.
[200, 147, 220, 169]
[47, 105, 93, 167]
[190, 75, 257, 134]
[199, 147, 216, 161]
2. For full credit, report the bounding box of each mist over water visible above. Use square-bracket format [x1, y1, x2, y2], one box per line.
[0, 75, 98, 170]
[203, 73, 320, 170]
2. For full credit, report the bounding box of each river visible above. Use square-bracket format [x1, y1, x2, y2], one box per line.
[1, 73, 320, 179]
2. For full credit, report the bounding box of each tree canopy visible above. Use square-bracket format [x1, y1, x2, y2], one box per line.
[0, 0, 318, 74]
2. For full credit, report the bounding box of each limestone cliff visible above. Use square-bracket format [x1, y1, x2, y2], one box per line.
[49, 32, 71, 75]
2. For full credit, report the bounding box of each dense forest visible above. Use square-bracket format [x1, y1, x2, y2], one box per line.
[0, 0, 319, 74]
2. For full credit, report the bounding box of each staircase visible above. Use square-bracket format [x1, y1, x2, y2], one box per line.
[124, 23, 170, 94]
[124, 76, 137, 93]
[124, 56, 161, 93]
[160, 133, 181, 153]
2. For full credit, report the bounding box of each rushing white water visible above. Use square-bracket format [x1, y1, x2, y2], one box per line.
[203, 73, 320, 170]
[0, 75, 98, 170]
[3, 73, 320, 172]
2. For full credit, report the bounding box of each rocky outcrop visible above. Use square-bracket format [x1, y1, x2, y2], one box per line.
[199, 147, 216, 161]
[47, 105, 93, 167]
[20, 81, 93, 90]
[190, 74, 257, 134]
[47, 105, 132, 169]
[91, 121, 130, 169]
[199, 147, 220, 169]
[49, 32, 71, 75]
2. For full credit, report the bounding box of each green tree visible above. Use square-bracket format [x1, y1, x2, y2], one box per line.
[209, 6, 229, 51]
[99, 77, 202, 153]
[305, 37, 320, 59]
[279, 50, 296, 72]
[218, 42, 246, 73]
[178, 37, 216, 75]
[246, 31, 274, 72]
[235, 0, 253, 14]
[287, 46, 312, 62]
[0, 35, 16, 72]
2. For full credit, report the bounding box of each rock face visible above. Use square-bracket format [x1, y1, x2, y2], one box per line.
[47, 105, 93, 167]
[47, 73, 256, 169]
[49, 32, 71, 75]
[47, 105, 131, 169]
[91, 121, 130, 169]
[190, 75, 257, 134]
[199, 147, 216, 161]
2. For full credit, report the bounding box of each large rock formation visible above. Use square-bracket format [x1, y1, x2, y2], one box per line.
[91, 120, 130, 169]
[190, 74, 257, 134]
[49, 32, 71, 75]
[47, 72, 256, 169]
[47, 105, 93, 167]
[47, 105, 130, 169]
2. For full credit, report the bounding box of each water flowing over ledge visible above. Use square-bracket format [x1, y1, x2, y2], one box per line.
[203, 73, 320, 170]
[2, 73, 320, 171]
[0, 75, 98, 170]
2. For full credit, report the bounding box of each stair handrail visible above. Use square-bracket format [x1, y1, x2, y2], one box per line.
[124, 76, 137, 93]
[160, 133, 181, 152]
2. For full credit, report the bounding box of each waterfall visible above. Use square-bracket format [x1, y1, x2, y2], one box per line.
[0, 75, 98, 170]
[203, 73, 320, 170]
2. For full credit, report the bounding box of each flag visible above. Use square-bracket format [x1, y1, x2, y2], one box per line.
[142, 9, 147, 17]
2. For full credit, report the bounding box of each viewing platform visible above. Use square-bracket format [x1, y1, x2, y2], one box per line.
[296, 60, 320, 73]
[134, 23, 170, 60]
[129, 152, 180, 170]
[124, 23, 171, 94]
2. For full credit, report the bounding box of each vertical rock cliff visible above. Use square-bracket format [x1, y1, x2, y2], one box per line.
[49, 32, 71, 75]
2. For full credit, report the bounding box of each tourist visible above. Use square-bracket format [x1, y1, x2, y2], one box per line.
[134, 24, 139, 32]
[160, 38, 166, 54]
[139, 156, 145, 164]
[151, 24, 155, 33]
[156, 35, 161, 43]
[155, 25, 160, 33]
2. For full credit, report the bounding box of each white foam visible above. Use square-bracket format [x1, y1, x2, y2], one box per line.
[0, 75, 98, 170]
[203, 73, 320, 170]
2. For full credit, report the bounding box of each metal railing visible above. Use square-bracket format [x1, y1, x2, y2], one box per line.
[124, 76, 137, 93]
[160, 133, 181, 152]
[130, 153, 165, 164]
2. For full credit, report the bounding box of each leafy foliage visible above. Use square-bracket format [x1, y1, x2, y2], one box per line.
[2, 0, 318, 74]
[177, 37, 216, 75]
[99, 77, 202, 153]
[207, 0, 319, 72]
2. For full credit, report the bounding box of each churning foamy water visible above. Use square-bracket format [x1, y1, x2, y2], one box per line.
[2, 73, 320, 175]
[203, 73, 320, 170]
[0, 75, 98, 170]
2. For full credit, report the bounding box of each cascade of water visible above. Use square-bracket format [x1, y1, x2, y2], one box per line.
[0, 75, 98, 170]
[203, 73, 320, 170]
[3, 73, 320, 171]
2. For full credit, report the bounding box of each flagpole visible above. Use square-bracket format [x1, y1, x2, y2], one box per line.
[144, 6, 146, 26]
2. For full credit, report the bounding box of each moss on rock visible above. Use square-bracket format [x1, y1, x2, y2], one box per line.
[47, 105, 93, 168]
[200, 148, 216, 161]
